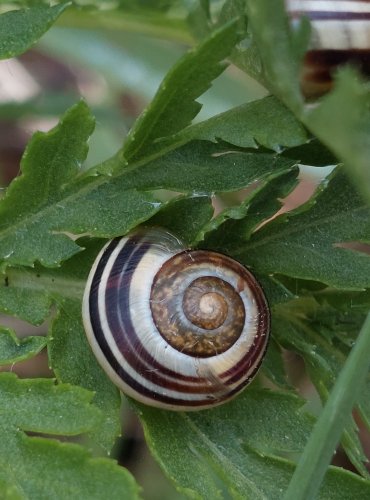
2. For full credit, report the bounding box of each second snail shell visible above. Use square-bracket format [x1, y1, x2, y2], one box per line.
[286, 0, 370, 97]
[82, 228, 270, 411]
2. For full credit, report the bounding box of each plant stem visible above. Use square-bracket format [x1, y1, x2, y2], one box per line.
[284, 312, 370, 500]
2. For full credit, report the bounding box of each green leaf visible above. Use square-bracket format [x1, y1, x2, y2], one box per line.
[257, 274, 296, 306]
[0, 434, 139, 500]
[49, 298, 121, 454]
[1, 100, 93, 220]
[137, 389, 370, 499]
[138, 390, 311, 499]
[201, 167, 299, 253]
[1, 243, 121, 453]
[187, 0, 212, 39]
[304, 68, 370, 203]
[149, 194, 214, 246]
[0, 373, 138, 500]
[245, 0, 309, 110]
[0, 269, 51, 325]
[0, 244, 98, 326]
[167, 96, 308, 152]
[122, 141, 298, 193]
[0, 477, 23, 500]
[55, 186, 162, 239]
[283, 139, 338, 168]
[0, 372, 101, 435]
[0, 433, 138, 500]
[0, 4, 70, 60]
[0, 328, 46, 366]
[261, 338, 291, 390]
[122, 19, 242, 163]
[0, 103, 296, 269]
[0, 101, 94, 266]
[284, 313, 370, 500]
[273, 296, 370, 475]
[217, 0, 247, 28]
[0, 102, 163, 267]
[236, 168, 370, 289]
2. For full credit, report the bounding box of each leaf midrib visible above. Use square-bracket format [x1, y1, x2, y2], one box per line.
[7, 267, 84, 301]
[233, 204, 369, 256]
[0, 170, 110, 248]
[181, 413, 268, 500]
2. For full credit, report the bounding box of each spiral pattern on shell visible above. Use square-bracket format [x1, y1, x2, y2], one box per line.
[286, 0, 370, 97]
[82, 229, 270, 411]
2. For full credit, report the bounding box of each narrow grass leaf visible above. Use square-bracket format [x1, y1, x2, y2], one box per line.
[284, 313, 370, 500]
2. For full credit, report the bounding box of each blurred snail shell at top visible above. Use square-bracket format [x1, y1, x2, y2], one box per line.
[82, 228, 270, 411]
[286, 0, 370, 98]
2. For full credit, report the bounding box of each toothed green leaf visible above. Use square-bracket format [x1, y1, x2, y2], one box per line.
[122, 19, 242, 163]
[137, 389, 370, 499]
[236, 169, 370, 289]
[0, 373, 138, 500]
[0, 328, 46, 366]
[0, 4, 69, 60]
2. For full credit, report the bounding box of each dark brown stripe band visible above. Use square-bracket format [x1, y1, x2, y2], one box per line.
[290, 11, 370, 20]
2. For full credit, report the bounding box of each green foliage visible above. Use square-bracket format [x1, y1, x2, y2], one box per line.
[236, 168, 370, 289]
[3, 239, 122, 453]
[0, 101, 163, 266]
[273, 296, 370, 477]
[244, 0, 309, 109]
[122, 19, 242, 163]
[138, 390, 316, 499]
[122, 141, 297, 192]
[168, 95, 308, 151]
[0, 0, 369, 499]
[284, 313, 370, 500]
[0, 270, 52, 324]
[304, 69, 370, 203]
[149, 195, 214, 245]
[0, 4, 69, 60]
[0, 328, 46, 364]
[0, 101, 95, 266]
[49, 298, 122, 453]
[0, 373, 138, 499]
[138, 390, 370, 500]
[201, 168, 300, 252]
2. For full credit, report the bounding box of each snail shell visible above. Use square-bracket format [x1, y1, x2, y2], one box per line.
[286, 0, 370, 97]
[82, 229, 270, 411]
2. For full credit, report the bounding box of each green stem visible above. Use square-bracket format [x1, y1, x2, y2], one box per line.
[284, 312, 370, 500]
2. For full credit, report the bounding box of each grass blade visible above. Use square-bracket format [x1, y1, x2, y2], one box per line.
[284, 312, 370, 500]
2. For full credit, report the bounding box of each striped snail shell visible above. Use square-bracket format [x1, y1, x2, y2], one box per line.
[286, 0, 370, 98]
[82, 228, 270, 411]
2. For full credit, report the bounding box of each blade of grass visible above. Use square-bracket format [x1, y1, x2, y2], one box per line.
[284, 312, 370, 500]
